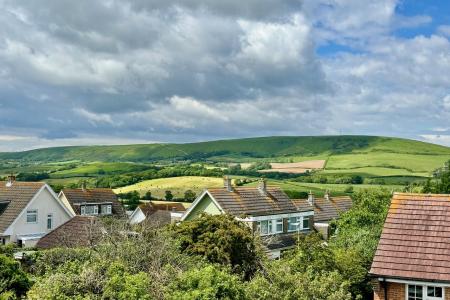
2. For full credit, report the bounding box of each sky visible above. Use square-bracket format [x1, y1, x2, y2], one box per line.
[0, 0, 450, 151]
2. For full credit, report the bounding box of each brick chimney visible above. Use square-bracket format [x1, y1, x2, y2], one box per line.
[307, 191, 315, 206]
[324, 190, 330, 201]
[223, 176, 233, 192]
[258, 178, 267, 193]
[81, 181, 87, 192]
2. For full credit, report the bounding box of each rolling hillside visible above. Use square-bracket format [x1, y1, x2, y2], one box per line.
[1, 136, 449, 163]
[1, 136, 449, 181]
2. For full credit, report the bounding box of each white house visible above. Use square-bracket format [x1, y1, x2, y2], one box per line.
[0, 177, 74, 247]
[181, 177, 314, 258]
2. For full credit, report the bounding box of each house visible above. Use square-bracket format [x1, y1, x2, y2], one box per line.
[181, 177, 314, 258]
[370, 193, 450, 300]
[0, 177, 74, 247]
[36, 216, 102, 249]
[292, 191, 352, 239]
[129, 201, 187, 225]
[59, 187, 125, 217]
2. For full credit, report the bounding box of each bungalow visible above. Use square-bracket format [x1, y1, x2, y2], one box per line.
[370, 192, 450, 300]
[292, 191, 352, 239]
[181, 177, 314, 258]
[0, 177, 74, 247]
[59, 187, 125, 217]
[129, 201, 187, 225]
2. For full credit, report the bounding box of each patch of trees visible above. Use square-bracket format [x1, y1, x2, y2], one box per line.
[423, 160, 450, 193]
[16, 172, 50, 181]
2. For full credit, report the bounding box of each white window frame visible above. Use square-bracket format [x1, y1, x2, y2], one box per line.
[302, 216, 310, 230]
[47, 213, 53, 230]
[406, 284, 445, 300]
[101, 204, 112, 215]
[93, 205, 98, 215]
[26, 209, 38, 223]
[257, 219, 284, 236]
[80, 205, 86, 215]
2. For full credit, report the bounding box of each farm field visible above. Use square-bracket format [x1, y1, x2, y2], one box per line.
[114, 176, 224, 199]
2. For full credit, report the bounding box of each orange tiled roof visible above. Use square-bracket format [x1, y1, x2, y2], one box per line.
[370, 192, 450, 282]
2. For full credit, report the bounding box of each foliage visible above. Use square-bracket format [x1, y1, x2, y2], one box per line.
[0, 254, 31, 297]
[16, 172, 49, 181]
[184, 190, 197, 202]
[424, 160, 450, 193]
[165, 190, 174, 201]
[172, 214, 263, 278]
[103, 263, 152, 300]
[117, 191, 141, 210]
[168, 265, 246, 300]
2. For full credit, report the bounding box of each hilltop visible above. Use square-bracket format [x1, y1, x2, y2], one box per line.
[1, 135, 449, 163]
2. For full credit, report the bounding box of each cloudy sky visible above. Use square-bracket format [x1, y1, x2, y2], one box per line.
[1, 0, 450, 151]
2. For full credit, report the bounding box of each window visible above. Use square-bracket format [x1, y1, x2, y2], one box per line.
[427, 286, 443, 298]
[47, 214, 53, 230]
[101, 204, 112, 215]
[81, 205, 99, 216]
[26, 209, 37, 223]
[408, 285, 423, 300]
[275, 219, 283, 233]
[303, 216, 310, 229]
[288, 217, 300, 232]
[257, 219, 283, 235]
[408, 284, 444, 300]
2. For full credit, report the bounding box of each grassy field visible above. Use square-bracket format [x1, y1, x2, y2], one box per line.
[113, 175, 405, 200]
[114, 176, 224, 199]
[50, 162, 150, 178]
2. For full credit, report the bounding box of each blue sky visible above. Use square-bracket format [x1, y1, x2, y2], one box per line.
[0, 0, 450, 151]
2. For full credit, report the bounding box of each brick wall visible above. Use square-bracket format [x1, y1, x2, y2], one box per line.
[372, 280, 450, 300]
[372, 280, 405, 300]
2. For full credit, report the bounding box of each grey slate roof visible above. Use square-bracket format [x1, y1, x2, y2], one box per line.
[0, 181, 45, 234]
[62, 188, 125, 216]
[207, 186, 307, 217]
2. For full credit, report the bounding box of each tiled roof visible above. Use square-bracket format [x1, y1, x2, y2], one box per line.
[36, 216, 101, 249]
[207, 187, 305, 217]
[292, 196, 352, 223]
[370, 193, 450, 282]
[62, 188, 125, 216]
[141, 202, 186, 214]
[0, 181, 45, 233]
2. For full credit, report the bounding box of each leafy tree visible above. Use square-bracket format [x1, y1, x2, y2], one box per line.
[424, 161, 450, 193]
[172, 214, 263, 278]
[0, 254, 31, 298]
[165, 190, 174, 201]
[103, 263, 151, 300]
[168, 265, 246, 300]
[184, 190, 196, 202]
[142, 191, 153, 200]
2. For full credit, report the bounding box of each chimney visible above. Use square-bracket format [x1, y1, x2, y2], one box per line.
[307, 191, 314, 206]
[224, 176, 233, 192]
[5, 175, 15, 187]
[324, 190, 330, 201]
[258, 177, 267, 193]
[81, 181, 87, 192]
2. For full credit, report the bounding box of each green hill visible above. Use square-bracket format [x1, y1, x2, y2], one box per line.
[1, 135, 449, 163]
[1, 136, 449, 181]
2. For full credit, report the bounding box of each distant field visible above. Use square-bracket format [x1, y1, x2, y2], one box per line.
[244, 179, 404, 197]
[114, 176, 224, 199]
[260, 160, 326, 174]
[51, 162, 149, 178]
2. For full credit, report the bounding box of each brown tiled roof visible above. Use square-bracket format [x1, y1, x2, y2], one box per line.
[297, 196, 352, 223]
[62, 188, 125, 216]
[36, 216, 101, 249]
[370, 193, 450, 282]
[0, 181, 45, 234]
[207, 187, 305, 217]
[144, 202, 186, 213]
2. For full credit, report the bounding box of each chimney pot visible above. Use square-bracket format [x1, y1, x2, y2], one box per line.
[324, 190, 330, 201]
[224, 176, 233, 192]
[307, 191, 314, 206]
[81, 181, 87, 191]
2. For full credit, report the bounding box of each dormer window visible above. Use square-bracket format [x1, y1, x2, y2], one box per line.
[80, 205, 98, 216]
[101, 204, 112, 215]
[257, 219, 283, 235]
